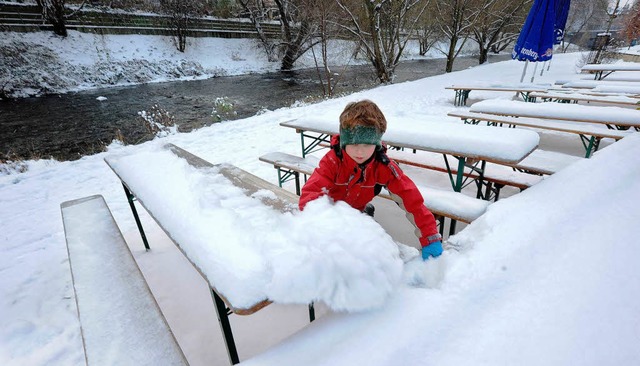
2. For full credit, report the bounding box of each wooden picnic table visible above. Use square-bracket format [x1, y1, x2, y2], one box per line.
[448, 110, 632, 158]
[469, 99, 640, 131]
[105, 144, 305, 365]
[280, 117, 539, 200]
[444, 84, 550, 106]
[581, 62, 640, 80]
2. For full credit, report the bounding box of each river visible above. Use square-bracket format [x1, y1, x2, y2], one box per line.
[0, 54, 510, 162]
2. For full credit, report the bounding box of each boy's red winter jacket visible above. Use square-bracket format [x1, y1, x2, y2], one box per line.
[299, 135, 441, 247]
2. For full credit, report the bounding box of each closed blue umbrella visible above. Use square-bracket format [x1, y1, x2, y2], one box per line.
[554, 0, 571, 44]
[512, 0, 557, 81]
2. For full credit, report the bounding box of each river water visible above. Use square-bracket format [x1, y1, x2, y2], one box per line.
[0, 54, 510, 161]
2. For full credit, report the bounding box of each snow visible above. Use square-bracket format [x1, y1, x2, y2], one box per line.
[581, 61, 640, 71]
[106, 147, 402, 312]
[0, 29, 439, 98]
[535, 90, 640, 104]
[592, 84, 640, 94]
[515, 149, 584, 174]
[61, 195, 188, 365]
[1, 30, 640, 366]
[470, 99, 640, 126]
[448, 82, 552, 91]
[620, 45, 640, 56]
[242, 132, 640, 366]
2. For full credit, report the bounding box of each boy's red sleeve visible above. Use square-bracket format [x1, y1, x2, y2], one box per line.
[384, 162, 441, 247]
[299, 151, 339, 210]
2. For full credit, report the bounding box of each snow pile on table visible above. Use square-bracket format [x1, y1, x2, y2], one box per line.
[108, 147, 403, 312]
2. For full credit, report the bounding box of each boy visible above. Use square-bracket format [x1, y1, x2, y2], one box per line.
[299, 100, 443, 260]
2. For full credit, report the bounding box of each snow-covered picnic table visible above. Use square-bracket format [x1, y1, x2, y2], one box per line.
[469, 99, 640, 131]
[279, 117, 539, 196]
[103, 143, 409, 364]
[104, 144, 302, 363]
[448, 110, 633, 158]
[581, 62, 640, 80]
[444, 83, 551, 106]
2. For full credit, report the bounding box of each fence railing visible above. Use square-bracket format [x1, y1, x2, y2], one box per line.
[0, 4, 281, 38]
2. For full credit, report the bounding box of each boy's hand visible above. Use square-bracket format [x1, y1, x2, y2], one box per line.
[422, 241, 443, 260]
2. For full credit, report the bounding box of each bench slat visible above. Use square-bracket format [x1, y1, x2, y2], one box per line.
[416, 186, 489, 224]
[259, 152, 319, 176]
[61, 195, 188, 366]
[387, 149, 542, 189]
[513, 149, 583, 175]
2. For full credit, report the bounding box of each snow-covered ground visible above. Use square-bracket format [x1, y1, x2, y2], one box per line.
[620, 44, 640, 56]
[0, 29, 469, 98]
[2, 28, 640, 365]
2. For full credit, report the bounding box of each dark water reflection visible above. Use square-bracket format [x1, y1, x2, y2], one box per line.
[0, 54, 510, 161]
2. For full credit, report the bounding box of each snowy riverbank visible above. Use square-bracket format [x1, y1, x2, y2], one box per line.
[0, 30, 459, 99]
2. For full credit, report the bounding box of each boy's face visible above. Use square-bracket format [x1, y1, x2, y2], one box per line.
[344, 144, 376, 164]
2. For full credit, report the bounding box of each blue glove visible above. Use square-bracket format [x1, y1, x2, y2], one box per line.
[422, 241, 443, 260]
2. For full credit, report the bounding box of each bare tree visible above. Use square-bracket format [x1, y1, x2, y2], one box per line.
[307, 0, 343, 96]
[275, 0, 318, 70]
[560, 0, 609, 52]
[433, 0, 479, 72]
[470, 0, 531, 64]
[589, 0, 625, 63]
[415, 0, 440, 56]
[238, 0, 319, 70]
[159, 0, 202, 52]
[238, 0, 279, 61]
[36, 0, 90, 37]
[36, 0, 67, 36]
[336, 0, 430, 83]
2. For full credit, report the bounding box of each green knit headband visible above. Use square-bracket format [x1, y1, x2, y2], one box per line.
[340, 125, 383, 148]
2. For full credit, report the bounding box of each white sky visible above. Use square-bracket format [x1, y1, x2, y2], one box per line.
[1, 30, 640, 366]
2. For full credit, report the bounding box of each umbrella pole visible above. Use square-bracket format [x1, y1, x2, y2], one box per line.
[540, 61, 546, 76]
[520, 60, 529, 83]
[531, 62, 539, 83]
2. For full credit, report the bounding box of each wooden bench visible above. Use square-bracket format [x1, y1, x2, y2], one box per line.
[386, 149, 542, 198]
[60, 195, 189, 366]
[259, 151, 491, 236]
[259, 152, 319, 195]
[448, 110, 631, 158]
[509, 149, 583, 175]
[445, 84, 550, 106]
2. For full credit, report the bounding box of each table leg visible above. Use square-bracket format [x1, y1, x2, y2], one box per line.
[301, 132, 330, 158]
[454, 157, 466, 192]
[122, 183, 150, 251]
[462, 90, 470, 106]
[309, 302, 315, 322]
[454, 90, 462, 106]
[581, 135, 602, 158]
[212, 289, 240, 365]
